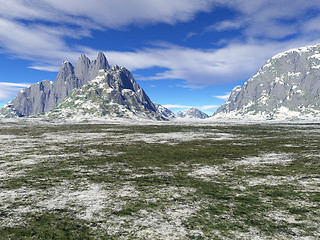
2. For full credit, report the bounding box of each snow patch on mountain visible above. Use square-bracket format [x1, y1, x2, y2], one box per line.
[214, 43, 320, 120]
[0, 53, 110, 118]
[153, 103, 176, 119]
[176, 108, 209, 119]
[46, 68, 166, 121]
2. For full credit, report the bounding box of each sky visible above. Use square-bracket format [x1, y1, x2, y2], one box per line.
[1, 0, 320, 115]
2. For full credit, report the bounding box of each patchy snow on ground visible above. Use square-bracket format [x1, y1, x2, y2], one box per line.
[188, 165, 225, 181]
[233, 152, 293, 167]
[0, 121, 319, 239]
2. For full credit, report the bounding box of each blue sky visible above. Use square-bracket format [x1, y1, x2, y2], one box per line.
[1, 0, 320, 115]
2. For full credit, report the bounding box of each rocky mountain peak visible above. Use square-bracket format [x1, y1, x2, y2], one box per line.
[153, 103, 176, 119]
[214, 43, 320, 120]
[48, 66, 165, 120]
[60, 61, 74, 73]
[57, 61, 75, 80]
[74, 52, 110, 86]
[177, 108, 209, 119]
[96, 52, 109, 69]
[0, 53, 110, 118]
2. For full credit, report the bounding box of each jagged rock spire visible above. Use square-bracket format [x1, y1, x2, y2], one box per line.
[75, 52, 110, 86]
[0, 53, 110, 117]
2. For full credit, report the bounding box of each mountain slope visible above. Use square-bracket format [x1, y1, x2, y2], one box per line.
[214, 44, 320, 120]
[47, 66, 166, 120]
[153, 103, 176, 119]
[0, 53, 109, 118]
[176, 108, 209, 119]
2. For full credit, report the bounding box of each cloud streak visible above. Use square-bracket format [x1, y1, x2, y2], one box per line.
[0, 82, 30, 101]
[212, 0, 320, 40]
[163, 104, 219, 111]
[100, 39, 318, 86]
[0, 0, 214, 29]
[214, 92, 231, 100]
[0, 0, 215, 72]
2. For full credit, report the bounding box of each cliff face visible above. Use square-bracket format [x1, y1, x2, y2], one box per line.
[214, 44, 320, 120]
[0, 53, 109, 117]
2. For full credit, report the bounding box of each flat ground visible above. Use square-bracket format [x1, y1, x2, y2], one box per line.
[0, 121, 319, 239]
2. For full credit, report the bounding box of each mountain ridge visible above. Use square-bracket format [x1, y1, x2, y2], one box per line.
[46, 66, 167, 121]
[213, 44, 320, 120]
[0, 53, 109, 118]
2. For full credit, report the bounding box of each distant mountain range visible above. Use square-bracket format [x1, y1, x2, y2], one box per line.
[2, 43, 320, 121]
[0, 52, 207, 121]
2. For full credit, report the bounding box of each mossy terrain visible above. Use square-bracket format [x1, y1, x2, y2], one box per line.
[0, 121, 319, 239]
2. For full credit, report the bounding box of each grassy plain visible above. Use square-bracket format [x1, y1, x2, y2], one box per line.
[0, 121, 319, 239]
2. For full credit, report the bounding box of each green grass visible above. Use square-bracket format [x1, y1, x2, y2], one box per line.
[0, 212, 92, 240]
[0, 122, 319, 239]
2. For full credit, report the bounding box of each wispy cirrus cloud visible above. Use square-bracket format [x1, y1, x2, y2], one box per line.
[214, 92, 231, 100]
[163, 104, 193, 109]
[0, 0, 215, 72]
[205, 20, 243, 32]
[98, 39, 317, 86]
[199, 105, 219, 111]
[1, 0, 320, 89]
[211, 0, 320, 40]
[1, 0, 214, 28]
[163, 104, 219, 111]
[0, 82, 30, 101]
[0, 18, 84, 69]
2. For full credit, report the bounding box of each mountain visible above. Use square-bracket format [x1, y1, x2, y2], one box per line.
[176, 107, 209, 119]
[47, 66, 166, 120]
[0, 53, 109, 118]
[153, 103, 176, 119]
[214, 44, 320, 120]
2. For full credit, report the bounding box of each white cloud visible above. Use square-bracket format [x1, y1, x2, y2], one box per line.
[0, 0, 215, 71]
[205, 20, 243, 32]
[214, 92, 231, 100]
[1, 0, 320, 89]
[184, 32, 198, 41]
[163, 104, 192, 109]
[0, 0, 214, 28]
[212, 0, 320, 40]
[0, 82, 30, 101]
[0, 18, 83, 68]
[96, 39, 318, 86]
[163, 104, 219, 111]
[199, 105, 219, 110]
[46, 0, 214, 27]
[0, 82, 30, 88]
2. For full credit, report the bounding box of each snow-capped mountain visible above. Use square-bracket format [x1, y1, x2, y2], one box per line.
[0, 53, 109, 118]
[47, 66, 166, 120]
[153, 103, 176, 119]
[214, 44, 320, 120]
[176, 108, 209, 119]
